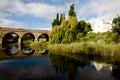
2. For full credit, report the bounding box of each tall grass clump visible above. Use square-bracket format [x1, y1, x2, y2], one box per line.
[48, 42, 120, 57]
[48, 43, 71, 53]
[30, 42, 48, 50]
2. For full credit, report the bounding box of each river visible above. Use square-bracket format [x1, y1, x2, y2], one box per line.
[0, 43, 120, 80]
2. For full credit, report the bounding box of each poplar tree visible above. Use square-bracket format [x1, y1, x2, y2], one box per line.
[52, 13, 60, 28]
[60, 13, 66, 24]
[68, 4, 76, 17]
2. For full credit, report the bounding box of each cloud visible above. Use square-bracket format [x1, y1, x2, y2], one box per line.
[0, 0, 64, 19]
[0, 19, 26, 28]
[1, 0, 120, 29]
[25, 3, 64, 19]
[76, 0, 120, 26]
[0, 0, 64, 29]
[0, 0, 13, 18]
[0, 0, 11, 11]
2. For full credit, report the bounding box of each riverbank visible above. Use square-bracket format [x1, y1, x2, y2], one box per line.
[48, 42, 120, 57]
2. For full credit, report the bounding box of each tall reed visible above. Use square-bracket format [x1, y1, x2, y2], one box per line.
[48, 42, 120, 57]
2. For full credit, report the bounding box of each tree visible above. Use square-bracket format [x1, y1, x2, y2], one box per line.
[77, 20, 92, 35]
[112, 16, 120, 34]
[84, 23, 92, 33]
[60, 13, 66, 24]
[52, 13, 60, 28]
[50, 4, 92, 44]
[56, 13, 59, 24]
[68, 4, 76, 17]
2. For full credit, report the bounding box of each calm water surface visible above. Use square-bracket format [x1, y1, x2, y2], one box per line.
[0, 54, 120, 80]
[0, 44, 120, 80]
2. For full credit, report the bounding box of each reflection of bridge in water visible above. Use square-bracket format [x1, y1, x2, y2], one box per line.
[0, 50, 49, 60]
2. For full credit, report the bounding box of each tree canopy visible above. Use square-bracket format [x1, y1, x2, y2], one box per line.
[50, 4, 92, 44]
[112, 15, 120, 34]
[69, 4, 76, 17]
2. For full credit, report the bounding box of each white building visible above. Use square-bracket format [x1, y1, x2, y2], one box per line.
[92, 19, 112, 33]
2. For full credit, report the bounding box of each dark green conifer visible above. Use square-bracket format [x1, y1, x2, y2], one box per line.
[68, 4, 76, 17]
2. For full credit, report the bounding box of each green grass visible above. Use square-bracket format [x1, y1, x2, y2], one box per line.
[48, 42, 120, 57]
[30, 41, 48, 50]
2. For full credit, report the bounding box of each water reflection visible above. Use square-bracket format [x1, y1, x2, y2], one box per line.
[38, 50, 49, 54]
[0, 52, 120, 80]
[22, 46, 35, 55]
[49, 53, 120, 80]
[0, 58, 56, 80]
[1, 42, 49, 56]
[112, 62, 120, 80]
[3, 43, 19, 55]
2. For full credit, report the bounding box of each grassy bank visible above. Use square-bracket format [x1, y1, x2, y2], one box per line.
[48, 42, 120, 57]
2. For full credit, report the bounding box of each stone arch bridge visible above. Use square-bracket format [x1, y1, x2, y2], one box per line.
[0, 27, 50, 44]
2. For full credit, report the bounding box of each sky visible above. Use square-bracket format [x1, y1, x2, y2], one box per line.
[0, 0, 120, 30]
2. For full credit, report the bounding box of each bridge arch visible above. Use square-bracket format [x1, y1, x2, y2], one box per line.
[38, 33, 49, 42]
[2, 32, 19, 48]
[21, 33, 35, 48]
[21, 33, 35, 40]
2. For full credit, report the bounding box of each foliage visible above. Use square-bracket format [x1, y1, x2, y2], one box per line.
[111, 16, 120, 43]
[112, 15, 120, 34]
[30, 41, 48, 50]
[84, 31, 115, 44]
[52, 13, 66, 28]
[22, 33, 34, 40]
[77, 20, 92, 35]
[50, 4, 92, 43]
[60, 13, 65, 24]
[22, 40, 33, 45]
[110, 32, 120, 43]
[49, 10, 120, 57]
[51, 5, 120, 44]
[68, 4, 76, 17]
[52, 13, 60, 28]
[68, 16, 78, 29]
[48, 42, 120, 57]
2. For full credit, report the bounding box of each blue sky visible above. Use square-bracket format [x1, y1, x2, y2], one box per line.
[0, 0, 120, 30]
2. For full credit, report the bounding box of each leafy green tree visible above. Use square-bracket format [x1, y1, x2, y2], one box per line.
[77, 20, 92, 35]
[77, 20, 86, 32]
[111, 15, 120, 43]
[50, 4, 92, 44]
[62, 29, 74, 43]
[84, 23, 92, 33]
[68, 16, 78, 29]
[112, 16, 120, 34]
